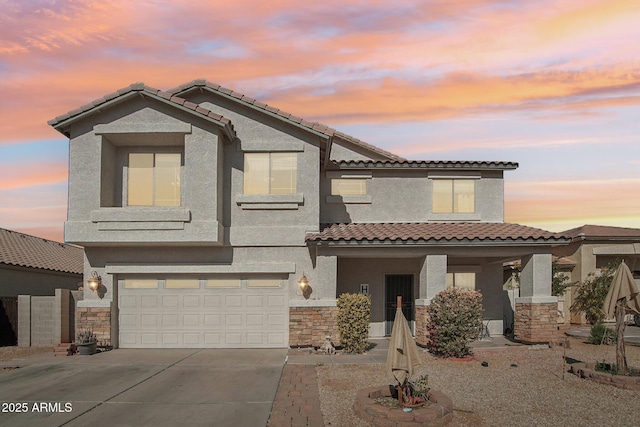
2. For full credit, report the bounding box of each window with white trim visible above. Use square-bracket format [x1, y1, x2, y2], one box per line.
[244, 152, 297, 194]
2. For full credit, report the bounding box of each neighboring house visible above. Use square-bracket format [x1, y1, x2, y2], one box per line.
[0, 228, 83, 296]
[0, 228, 83, 346]
[48, 79, 570, 348]
[553, 225, 640, 324]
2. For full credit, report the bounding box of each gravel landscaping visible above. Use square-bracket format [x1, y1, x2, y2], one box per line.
[318, 337, 640, 427]
[0, 346, 52, 364]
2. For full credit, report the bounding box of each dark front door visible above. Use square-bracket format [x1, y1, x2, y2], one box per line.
[385, 274, 414, 336]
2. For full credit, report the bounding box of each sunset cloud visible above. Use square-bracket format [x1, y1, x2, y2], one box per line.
[1, 0, 639, 239]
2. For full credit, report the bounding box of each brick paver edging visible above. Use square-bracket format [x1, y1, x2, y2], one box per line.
[267, 364, 324, 427]
[353, 386, 453, 426]
[569, 362, 640, 391]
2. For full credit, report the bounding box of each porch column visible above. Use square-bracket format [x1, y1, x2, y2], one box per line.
[415, 255, 447, 346]
[315, 254, 338, 299]
[289, 254, 339, 348]
[515, 253, 558, 344]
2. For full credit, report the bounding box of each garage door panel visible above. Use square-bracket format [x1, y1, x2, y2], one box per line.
[204, 314, 221, 326]
[268, 314, 285, 326]
[184, 333, 200, 345]
[141, 295, 158, 307]
[183, 314, 200, 327]
[162, 314, 179, 327]
[246, 333, 264, 345]
[247, 314, 263, 326]
[141, 314, 158, 327]
[246, 295, 264, 307]
[120, 295, 137, 308]
[183, 295, 200, 308]
[225, 333, 242, 345]
[204, 296, 221, 307]
[225, 314, 244, 327]
[268, 295, 286, 308]
[225, 295, 243, 307]
[119, 282, 288, 348]
[141, 333, 158, 345]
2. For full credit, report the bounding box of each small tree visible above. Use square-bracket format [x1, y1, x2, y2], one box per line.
[552, 260, 575, 297]
[426, 288, 482, 358]
[336, 293, 371, 354]
[570, 261, 619, 325]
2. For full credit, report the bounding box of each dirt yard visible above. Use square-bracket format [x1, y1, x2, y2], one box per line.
[318, 337, 640, 427]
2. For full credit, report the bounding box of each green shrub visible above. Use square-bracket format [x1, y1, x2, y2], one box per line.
[570, 261, 618, 325]
[426, 288, 482, 358]
[409, 374, 430, 399]
[588, 323, 615, 345]
[336, 293, 371, 354]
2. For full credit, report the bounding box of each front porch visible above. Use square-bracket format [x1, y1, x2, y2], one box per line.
[293, 222, 570, 347]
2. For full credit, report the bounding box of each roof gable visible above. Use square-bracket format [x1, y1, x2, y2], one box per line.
[167, 79, 405, 162]
[0, 228, 84, 275]
[48, 83, 237, 142]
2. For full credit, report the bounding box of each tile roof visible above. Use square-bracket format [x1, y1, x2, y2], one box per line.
[331, 160, 519, 170]
[306, 222, 570, 244]
[562, 224, 640, 240]
[48, 83, 237, 141]
[0, 228, 83, 275]
[167, 79, 405, 162]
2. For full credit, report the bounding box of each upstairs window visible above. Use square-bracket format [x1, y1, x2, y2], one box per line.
[432, 179, 475, 213]
[128, 153, 181, 206]
[244, 153, 297, 194]
[331, 179, 367, 196]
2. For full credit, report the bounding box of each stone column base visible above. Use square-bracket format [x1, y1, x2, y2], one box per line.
[77, 307, 111, 347]
[514, 302, 558, 344]
[289, 306, 339, 347]
[415, 305, 430, 347]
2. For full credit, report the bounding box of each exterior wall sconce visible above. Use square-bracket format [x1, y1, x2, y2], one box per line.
[298, 272, 312, 299]
[298, 273, 309, 289]
[87, 271, 102, 292]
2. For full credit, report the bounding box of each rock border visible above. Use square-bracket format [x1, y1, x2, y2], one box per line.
[353, 386, 453, 426]
[569, 362, 640, 391]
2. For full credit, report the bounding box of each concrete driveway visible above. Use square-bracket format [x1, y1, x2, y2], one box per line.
[0, 348, 287, 427]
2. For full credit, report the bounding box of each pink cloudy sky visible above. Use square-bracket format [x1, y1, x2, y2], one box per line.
[1, 0, 639, 243]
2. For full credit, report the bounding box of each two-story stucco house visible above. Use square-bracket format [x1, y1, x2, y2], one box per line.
[49, 79, 569, 349]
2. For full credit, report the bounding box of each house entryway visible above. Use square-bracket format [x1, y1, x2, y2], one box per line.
[384, 274, 414, 335]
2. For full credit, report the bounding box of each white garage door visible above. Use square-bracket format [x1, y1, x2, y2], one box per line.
[118, 278, 288, 348]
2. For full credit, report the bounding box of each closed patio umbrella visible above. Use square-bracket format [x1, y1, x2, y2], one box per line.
[602, 261, 640, 375]
[386, 296, 422, 405]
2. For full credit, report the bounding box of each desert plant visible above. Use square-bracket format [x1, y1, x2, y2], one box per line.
[76, 329, 97, 344]
[426, 288, 482, 358]
[409, 374, 430, 399]
[588, 323, 615, 345]
[336, 293, 371, 354]
[570, 261, 619, 324]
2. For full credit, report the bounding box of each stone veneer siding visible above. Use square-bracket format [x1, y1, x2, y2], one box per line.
[289, 306, 339, 347]
[415, 305, 430, 347]
[77, 307, 111, 346]
[514, 302, 558, 344]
